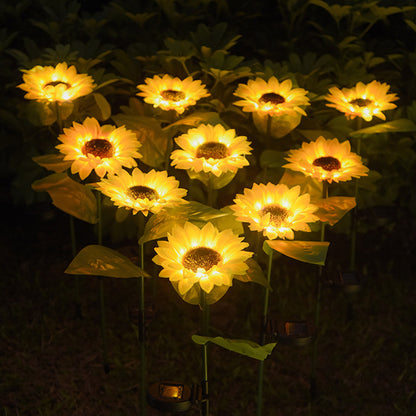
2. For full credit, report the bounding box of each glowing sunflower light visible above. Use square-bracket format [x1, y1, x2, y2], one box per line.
[17, 62, 95, 102]
[325, 80, 398, 122]
[283, 136, 369, 184]
[231, 183, 319, 240]
[97, 168, 187, 216]
[171, 124, 252, 177]
[233, 76, 310, 117]
[56, 117, 142, 180]
[136, 74, 210, 114]
[153, 222, 252, 297]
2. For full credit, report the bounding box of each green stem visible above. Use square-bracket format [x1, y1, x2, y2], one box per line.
[207, 174, 216, 208]
[139, 242, 146, 416]
[310, 181, 328, 400]
[257, 249, 273, 416]
[200, 291, 209, 416]
[70, 216, 81, 316]
[350, 118, 362, 272]
[55, 101, 63, 133]
[96, 191, 109, 373]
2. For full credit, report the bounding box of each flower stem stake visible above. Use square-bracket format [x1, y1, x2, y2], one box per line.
[349, 117, 363, 273]
[257, 247, 273, 416]
[96, 189, 110, 374]
[200, 290, 210, 416]
[139, 242, 146, 416]
[310, 180, 328, 400]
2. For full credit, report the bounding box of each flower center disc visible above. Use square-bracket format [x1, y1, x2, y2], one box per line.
[259, 92, 285, 105]
[313, 156, 341, 171]
[260, 204, 288, 227]
[182, 247, 222, 273]
[127, 185, 159, 201]
[44, 80, 71, 89]
[82, 138, 114, 158]
[161, 89, 186, 102]
[349, 98, 372, 107]
[196, 142, 229, 159]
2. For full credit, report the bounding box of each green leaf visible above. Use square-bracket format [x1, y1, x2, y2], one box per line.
[279, 170, 322, 201]
[234, 258, 272, 290]
[32, 154, 72, 173]
[351, 119, 416, 136]
[264, 240, 329, 266]
[187, 169, 236, 190]
[32, 173, 97, 224]
[192, 335, 276, 361]
[315, 197, 356, 226]
[167, 111, 225, 129]
[112, 114, 168, 169]
[93, 92, 111, 120]
[209, 206, 244, 235]
[65, 245, 149, 278]
[139, 201, 229, 244]
[260, 150, 287, 168]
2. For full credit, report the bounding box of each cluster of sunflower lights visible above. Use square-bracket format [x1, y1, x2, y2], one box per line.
[19, 62, 402, 415]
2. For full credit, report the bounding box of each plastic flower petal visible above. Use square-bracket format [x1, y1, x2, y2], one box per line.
[233, 76, 310, 117]
[325, 80, 398, 122]
[283, 136, 369, 183]
[56, 117, 142, 180]
[170, 124, 252, 177]
[136, 74, 210, 114]
[231, 183, 319, 240]
[153, 222, 253, 294]
[96, 168, 187, 216]
[17, 62, 95, 102]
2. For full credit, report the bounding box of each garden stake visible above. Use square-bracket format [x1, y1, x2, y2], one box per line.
[96, 190, 110, 373]
[56, 101, 82, 316]
[257, 248, 273, 416]
[139, 242, 147, 416]
[350, 117, 363, 273]
[310, 180, 328, 400]
[200, 290, 210, 416]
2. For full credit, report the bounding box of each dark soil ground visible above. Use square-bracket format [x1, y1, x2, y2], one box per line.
[1, 200, 415, 416]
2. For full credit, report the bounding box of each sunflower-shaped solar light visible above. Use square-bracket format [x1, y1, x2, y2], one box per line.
[233, 76, 310, 138]
[153, 221, 253, 305]
[283, 136, 369, 184]
[96, 168, 187, 216]
[231, 183, 318, 241]
[171, 124, 252, 202]
[56, 117, 142, 180]
[325, 80, 398, 124]
[18, 62, 95, 103]
[137, 74, 210, 115]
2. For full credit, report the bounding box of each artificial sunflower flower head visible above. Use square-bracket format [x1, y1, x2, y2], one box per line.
[233, 76, 310, 138]
[96, 168, 187, 216]
[283, 136, 369, 184]
[56, 117, 142, 181]
[153, 221, 253, 303]
[17, 62, 95, 102]
[171, 123, 252, 180]
[325, 80, 398, 122]
[231, 183, 319, 240]
[136, 74, 210, 114]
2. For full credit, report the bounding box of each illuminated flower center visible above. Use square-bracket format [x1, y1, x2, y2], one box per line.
[44, 80, 71, 89]
[161, 89, 186, 102]
[196, 142, 229, 159]
[182, 247, 222, 273]
[127, 185, 159, 201]
[259, 92, 285, 105]
[313, 156, 341, 171]
[82, 138, 113, 158]
[260, 204, 288, 227]
[349, 98, 372, 107]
